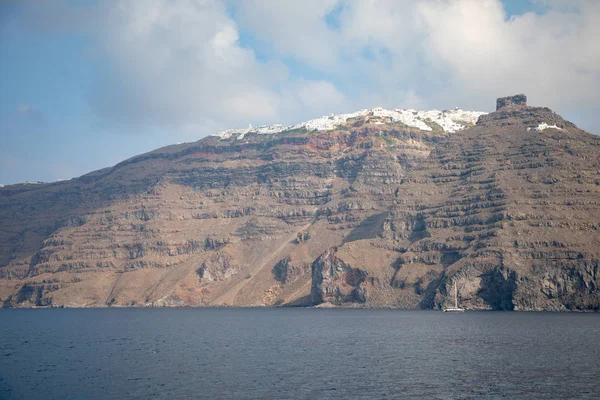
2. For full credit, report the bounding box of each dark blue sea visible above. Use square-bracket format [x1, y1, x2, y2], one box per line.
[0, 308, 598, 399]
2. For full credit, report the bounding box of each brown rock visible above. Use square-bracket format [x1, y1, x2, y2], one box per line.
[1, 97, 599, 311]
[496, 94, 527, 110]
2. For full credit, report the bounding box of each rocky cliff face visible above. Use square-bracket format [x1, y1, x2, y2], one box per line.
[1, 97, 599, 310]
[380, 95, 600, 311]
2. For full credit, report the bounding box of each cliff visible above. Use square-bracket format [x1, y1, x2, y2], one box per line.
[1, 96, 598, 310]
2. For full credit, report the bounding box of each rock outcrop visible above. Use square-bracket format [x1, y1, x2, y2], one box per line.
[496, 94, 527, 110]
[0, 96, 599, 310]
[311, 247, 368, 304]
[197, 253, 239, 283]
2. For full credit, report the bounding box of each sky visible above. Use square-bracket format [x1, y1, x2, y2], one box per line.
[1, 0, 599, 184]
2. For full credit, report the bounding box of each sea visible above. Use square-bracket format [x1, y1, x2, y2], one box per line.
[0, 308, 598, 399]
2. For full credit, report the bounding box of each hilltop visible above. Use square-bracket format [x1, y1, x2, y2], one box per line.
[0, 95, 598, 310]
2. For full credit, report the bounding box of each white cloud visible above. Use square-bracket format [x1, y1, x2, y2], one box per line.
[70, 0, 359, 136]
[234, 0, 599, 131]
[16, 0, 600, 134]
[88, 0, 280, 130]
[293, 80, 349, 116]
[234, 0, 341, 69]
[416, 0, 600, 119]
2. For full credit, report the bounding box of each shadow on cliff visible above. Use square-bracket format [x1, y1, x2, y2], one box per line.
[283, 295, 313, 307]
[417, 272, 445, 309]
[478, 269, 517, 310]
[343, 212, 388, 244]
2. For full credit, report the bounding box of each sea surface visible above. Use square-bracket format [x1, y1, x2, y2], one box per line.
[0, 308, 599, 399]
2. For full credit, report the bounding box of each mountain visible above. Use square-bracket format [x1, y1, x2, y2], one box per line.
[1, 95, 598, 310]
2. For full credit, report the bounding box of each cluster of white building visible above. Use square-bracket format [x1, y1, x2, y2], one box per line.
[0, 181, 46, 187]
[527, 123, 562, 131]
[212, 107, 488, 140]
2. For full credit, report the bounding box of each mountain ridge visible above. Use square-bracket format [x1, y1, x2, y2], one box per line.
[1, 94, 599, 310]
[0, 105, 487, 188]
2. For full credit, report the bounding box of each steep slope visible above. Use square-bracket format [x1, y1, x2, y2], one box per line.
[1, 97, 599, 311]
[1, 107, 465, 307]
[313, 95, 600, 311]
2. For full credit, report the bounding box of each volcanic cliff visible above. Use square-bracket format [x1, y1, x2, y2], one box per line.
[1, 95, 598, 310]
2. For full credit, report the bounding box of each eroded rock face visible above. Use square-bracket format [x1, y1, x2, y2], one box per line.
[197, 253, 239, 283]
[311, 247, 368, 304]
[382, 95, 600, 311]
[496, 94, 527, 110]
[204, 237, 230, 250]
[0, 95, 599, 310]
[2, 281, 59, 308]
[272, 257, 306, 284]
[0, 114, 439, 307]
[478, 94, 575, 131]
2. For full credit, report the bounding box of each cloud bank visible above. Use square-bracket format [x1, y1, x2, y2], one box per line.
[15, 0, 600, 135]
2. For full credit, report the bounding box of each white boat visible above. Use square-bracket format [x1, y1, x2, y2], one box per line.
[443, 281, 464, 312]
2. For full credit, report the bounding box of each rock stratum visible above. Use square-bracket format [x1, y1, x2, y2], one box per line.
[1, 95, 599, 310]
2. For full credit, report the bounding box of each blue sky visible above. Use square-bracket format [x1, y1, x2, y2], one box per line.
[1, 0, 599, 184]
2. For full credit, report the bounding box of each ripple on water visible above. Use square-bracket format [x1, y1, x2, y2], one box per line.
[0, 309, 599, 399]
